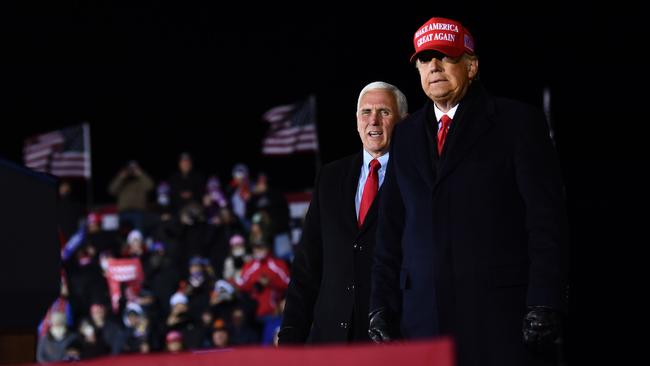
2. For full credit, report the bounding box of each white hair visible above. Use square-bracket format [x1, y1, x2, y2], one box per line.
[356, 81, 408, 119]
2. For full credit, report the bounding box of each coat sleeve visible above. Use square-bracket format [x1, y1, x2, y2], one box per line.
[370, 130, 405, 318]
[138, 171, 155, 191]
[278, 169, 324, 344]
[108, 172, 126, 196]
[514, 107, 569, 310]
[237, 261, 262, 292]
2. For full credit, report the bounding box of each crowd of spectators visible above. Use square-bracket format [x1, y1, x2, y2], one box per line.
[38, 152, 296, 363]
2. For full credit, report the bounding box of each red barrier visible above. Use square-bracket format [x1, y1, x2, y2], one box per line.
[22, 338, 454, 366]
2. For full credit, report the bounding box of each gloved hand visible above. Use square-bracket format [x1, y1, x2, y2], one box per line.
[368, 308, 392, 343]
[522, 305, 561, 351]
[276, 326, 304, 346]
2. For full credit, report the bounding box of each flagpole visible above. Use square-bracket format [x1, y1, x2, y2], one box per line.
[83, 122, 93, 212]
[543, 86, 556, 149]
[311, 94, 322, 173]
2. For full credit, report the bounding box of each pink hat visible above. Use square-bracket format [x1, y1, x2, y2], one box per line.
[410, 17, 475, 62]
[166, 330, 182, 342]
[229, 234, 245, 247]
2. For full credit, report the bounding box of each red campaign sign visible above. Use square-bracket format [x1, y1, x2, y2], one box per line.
[106, 258, 144, 312]
[107, 258, 144, 282]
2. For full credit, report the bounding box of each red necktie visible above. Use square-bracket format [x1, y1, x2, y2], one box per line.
[437, 114, 452, 155]
[358, 159, 380, 227]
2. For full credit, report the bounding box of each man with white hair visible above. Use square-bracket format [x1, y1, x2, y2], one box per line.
[279, 82, 408, 344]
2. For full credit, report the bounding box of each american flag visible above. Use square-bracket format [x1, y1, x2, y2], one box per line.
[261, 95, 318, 156]
[23, 123, 92, 178]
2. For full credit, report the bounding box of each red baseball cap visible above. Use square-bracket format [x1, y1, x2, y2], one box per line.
[410, 17, 475, 63]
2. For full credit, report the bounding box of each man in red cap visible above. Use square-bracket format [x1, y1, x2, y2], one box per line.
[368, 17, 568, 366]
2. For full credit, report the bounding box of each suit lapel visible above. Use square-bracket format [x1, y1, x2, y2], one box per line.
[414, 105, 437, 191]
[343, 152, 362, 233]
[435, 83, 495, 192]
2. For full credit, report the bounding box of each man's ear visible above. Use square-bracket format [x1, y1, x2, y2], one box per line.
[467, 58, 479, 80]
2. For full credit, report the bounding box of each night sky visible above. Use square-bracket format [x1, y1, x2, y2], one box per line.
[1, 3, 617, 237]
[2, 3, 603, 198]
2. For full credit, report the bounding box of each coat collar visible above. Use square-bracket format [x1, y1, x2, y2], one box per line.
[413, 82, 496, 192]
[342, 152, 362, 233]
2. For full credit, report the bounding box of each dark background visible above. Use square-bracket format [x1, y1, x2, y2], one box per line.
[2, 2, 640, 359]
[1, 3, 602, 197]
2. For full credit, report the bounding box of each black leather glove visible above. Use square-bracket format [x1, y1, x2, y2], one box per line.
[368, 308, 392, 343]
[276, 326, 304, 346]
[522, 305, 561, 351]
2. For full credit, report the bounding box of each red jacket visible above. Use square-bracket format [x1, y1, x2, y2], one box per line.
[236, 255, 290, 317]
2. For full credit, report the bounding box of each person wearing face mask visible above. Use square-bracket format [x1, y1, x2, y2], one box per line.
[235, 241, 290, 319]
[37, 311, 78, 363]
[184, 257, 213, 324]
[187, 257, 209, 289]
[77, 318, 110, 359]
[208, 280, 238, 327]
[152, 181, 174, 223]
[222, 234, 252, 282]
[89, 302, 123, 355]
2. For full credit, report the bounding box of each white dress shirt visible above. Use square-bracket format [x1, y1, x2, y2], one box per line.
[433, 103, 459, 131]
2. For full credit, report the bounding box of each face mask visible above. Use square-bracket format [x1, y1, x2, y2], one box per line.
[100, 256, 109, 272]
[189, 272, 204, 287]
[158, 195, 169, 206]
[81, 324, 94, 338]
[78, 255, 91, 266]
[50, 325, 66, 340]
[232, 247, 245, 257]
